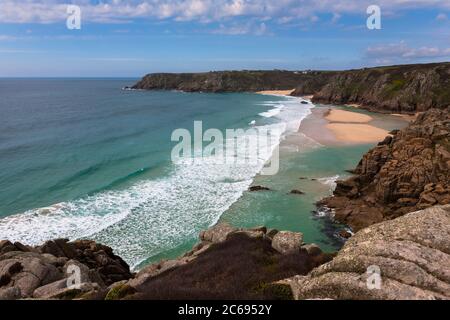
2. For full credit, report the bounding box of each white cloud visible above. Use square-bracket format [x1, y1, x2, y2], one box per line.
[366, 41, 450, 62]
[436, 13, 448, 21]
[0, 0, 449, 24]
[331, 12, 342, 23]
[211, 21, 270, 36]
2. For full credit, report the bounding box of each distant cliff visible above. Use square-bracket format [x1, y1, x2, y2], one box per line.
[132, 70, 335, 93]
[132, 62, 450, 113]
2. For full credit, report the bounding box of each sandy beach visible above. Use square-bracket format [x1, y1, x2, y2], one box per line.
[299, 107, 408, 145]
[256, 89, 295, 96]
[324, 109, 390, 143]
[325, 109, 372, 123]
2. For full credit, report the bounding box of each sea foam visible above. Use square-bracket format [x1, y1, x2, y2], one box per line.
[0, 96, 313, 269]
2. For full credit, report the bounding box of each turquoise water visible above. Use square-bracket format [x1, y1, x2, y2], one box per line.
[0, 79, 308, 268]
[0, 79, 405, 269]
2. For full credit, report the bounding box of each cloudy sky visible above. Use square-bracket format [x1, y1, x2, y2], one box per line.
[0, 0, 449, 76]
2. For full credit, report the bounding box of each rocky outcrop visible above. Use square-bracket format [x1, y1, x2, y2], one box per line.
[106, 224, 332, 300]
[286, 205, 450, 300]
[0, 225, 332, 300]
[305, 62, 450, 113]
[320, 107, 450, 231]
[0, 239, 132, 300]
[132, 70, 330, 93]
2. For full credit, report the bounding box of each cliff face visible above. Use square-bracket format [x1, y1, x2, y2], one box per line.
[132, 70, 333, 93]
[133, 62, 450, 113]
[307, 63, 450, 114]
[320, 107, 450, 231]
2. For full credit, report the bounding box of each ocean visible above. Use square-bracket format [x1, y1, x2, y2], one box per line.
[0, 79, 382, 269]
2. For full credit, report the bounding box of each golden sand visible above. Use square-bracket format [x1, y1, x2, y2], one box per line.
[325, 109, 373, 123]
[326, 123, 390, 143]
[256, 89, 295, 96]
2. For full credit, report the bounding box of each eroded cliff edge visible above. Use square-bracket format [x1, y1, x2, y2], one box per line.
[305, 62, 450, 114]
[132, 62, 450, 113]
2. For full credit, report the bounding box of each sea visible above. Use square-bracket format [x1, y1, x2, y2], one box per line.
[0, 79, 400, 269]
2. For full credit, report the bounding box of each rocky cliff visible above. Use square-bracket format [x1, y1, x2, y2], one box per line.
[320, 107, 450, 231]
[132, 70, 333, 93]
[287, 205, 450, 300]
[305, 62, 450, 114]
[132, 62, 450, 113]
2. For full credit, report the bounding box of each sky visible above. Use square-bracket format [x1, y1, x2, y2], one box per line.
[0, 0, 449, 77]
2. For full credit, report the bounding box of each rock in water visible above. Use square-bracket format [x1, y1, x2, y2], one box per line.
[249, 186, 271, 192]
[290, 189, 305, 195]
[287, 205, 450, 300]
[320, 107, 450, 231]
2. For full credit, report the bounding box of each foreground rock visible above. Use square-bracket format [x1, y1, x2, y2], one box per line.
[285, 205, 450, 300]
[320, 107, 450, 231]
[0, 225, 332, 300]
[0, 239, 132, 300]
[108, 224, 332, 300]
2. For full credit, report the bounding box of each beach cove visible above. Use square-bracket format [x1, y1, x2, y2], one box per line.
[0, 80, 409, 270]
[217, 91, 410, 256]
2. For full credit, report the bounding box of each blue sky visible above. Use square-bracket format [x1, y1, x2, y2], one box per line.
[0, 0, 449, 77]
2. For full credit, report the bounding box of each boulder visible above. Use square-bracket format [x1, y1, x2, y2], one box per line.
[199, 223, 236, 243]
[301, 244, 323, 256]
[272, 231, 304, 255]
[0, 241, 17, 255]
[0, 239, 132, 300]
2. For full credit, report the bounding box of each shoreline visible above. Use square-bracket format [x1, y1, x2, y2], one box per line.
[299, 106, 409, 146]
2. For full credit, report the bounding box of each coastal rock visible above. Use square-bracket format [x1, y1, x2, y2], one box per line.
[272, 231, 304, 255]
[301, 244, 323, 256]
[133, 63, 450, 114]
[199, 222, 237, 243]
[249, 186, 271, 192]
[123, 228, 331, 300]
[290, 189, 305, 195]
[0, 241, 19, 255]
[287, 205, 450, 300]
[132, 70, 328, 93]
[320, 107, 450, 230]
[0, 239, 132, 300]
[308, 62, 450, 113]
[338, 230, 352, 239]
